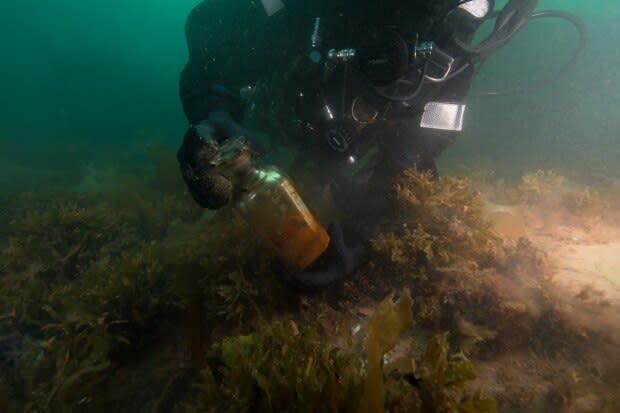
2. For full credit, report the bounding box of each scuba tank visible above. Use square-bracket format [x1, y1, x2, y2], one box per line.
[214, 138, 330, 274]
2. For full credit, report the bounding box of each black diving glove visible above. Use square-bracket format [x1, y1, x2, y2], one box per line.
[177, 112, 248, 209]
[292, 222, 367, 290]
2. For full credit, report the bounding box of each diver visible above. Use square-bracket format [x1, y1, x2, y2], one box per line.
[177, 0, 585, 288]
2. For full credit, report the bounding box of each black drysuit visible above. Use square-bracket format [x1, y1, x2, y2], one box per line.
[177, 0, 491, 285]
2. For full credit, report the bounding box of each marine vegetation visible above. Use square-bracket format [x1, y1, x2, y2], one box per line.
[562, 186, 610, 218]
[372, 169, 499, 278]
[1, 241, 182, 411]
[369, 170, 501, 330]
[179, 291, 496, 413]
[0, 205, 289, 411]
[509, 170, 566, 205]
[366, 169, 589, 358]
[0, 158, 618, 412]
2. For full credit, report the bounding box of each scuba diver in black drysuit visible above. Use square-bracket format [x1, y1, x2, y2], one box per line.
[177, 0, 585, 288]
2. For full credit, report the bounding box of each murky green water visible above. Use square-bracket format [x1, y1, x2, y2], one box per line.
[0, 0, 619, 176]
[1, 2, 619, 412]
[0, 1, 616, 178]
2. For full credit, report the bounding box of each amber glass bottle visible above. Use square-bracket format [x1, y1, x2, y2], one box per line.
[218, 140, 330, 274]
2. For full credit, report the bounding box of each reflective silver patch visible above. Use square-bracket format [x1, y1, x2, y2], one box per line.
[420, 102, 466, 132]
[459, 0, 490, 19]
[260, 0, 284, 16]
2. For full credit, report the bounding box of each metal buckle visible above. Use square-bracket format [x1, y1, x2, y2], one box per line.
[423, 44, 455, 83]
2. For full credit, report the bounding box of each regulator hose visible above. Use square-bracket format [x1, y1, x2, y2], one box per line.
[471, 9, 588, 97]
[455, 0, 539, 60]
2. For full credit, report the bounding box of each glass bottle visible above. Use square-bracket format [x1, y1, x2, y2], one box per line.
[217, 139, 330, 274]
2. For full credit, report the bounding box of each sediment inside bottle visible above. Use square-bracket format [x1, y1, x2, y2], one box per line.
[240, 169, 330, 273]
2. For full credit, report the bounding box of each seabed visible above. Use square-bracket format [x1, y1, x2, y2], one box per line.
[1, 150, 619, 413]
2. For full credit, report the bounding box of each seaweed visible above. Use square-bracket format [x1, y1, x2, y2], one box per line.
[510, 170, 565, 205]
[358, 290, 414, 413]
[453, 315, 497, 355]
[179, 320, 365, 413]
[0, 193, 287, 410]
[365, 169, 577, 362]
[210, 272, 260, 323]
[180, 291, 495, 413]
[369, 169, 502, 330]
[2, 202, 136, 282]
[371, 169, 499, 280]
[10, 243, 181, 411]
[4, 158, 617, 412]
[73, 163, 144, 201]
[562, 186, 610, 218]
[414, 333, 497, 413]
[24, 311, 116, 412]
[167, 213, 284, 328]
[76, 244, 181, 352]
[72, 155, 202, 240]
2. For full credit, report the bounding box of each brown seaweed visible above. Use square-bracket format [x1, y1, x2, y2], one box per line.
[358, 290, 414, 413]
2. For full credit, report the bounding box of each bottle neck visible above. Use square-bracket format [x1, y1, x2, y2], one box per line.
[231, 162, 264, 204]
[236, 165, 261, 187]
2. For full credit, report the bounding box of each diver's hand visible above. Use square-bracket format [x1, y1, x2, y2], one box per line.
[291, 222, 367, 290]
[177, 126, 232, 209]
[196, 111, 247, 142]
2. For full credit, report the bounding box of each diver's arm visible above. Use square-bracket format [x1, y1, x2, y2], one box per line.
[179, 1, 245, 126]
[178, 1, 248, 209]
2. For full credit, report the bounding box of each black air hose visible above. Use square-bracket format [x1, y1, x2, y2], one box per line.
[472, 9, 588, 97]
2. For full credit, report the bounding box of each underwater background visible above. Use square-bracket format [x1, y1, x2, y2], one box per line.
[1, 1, 620, 412]
[0, 0, 617, 181]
